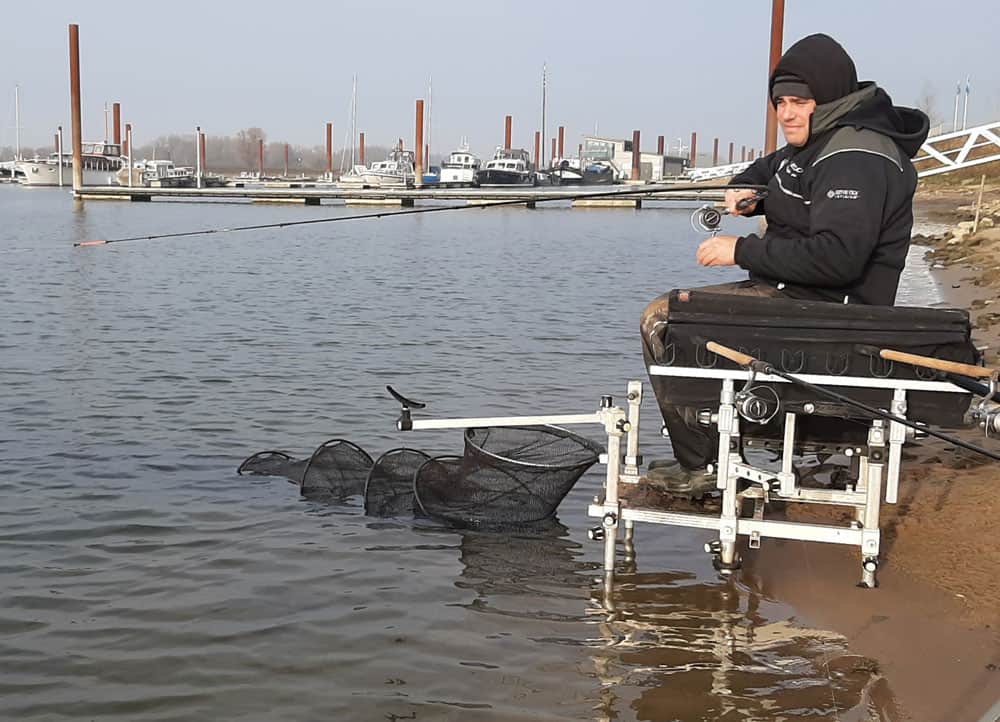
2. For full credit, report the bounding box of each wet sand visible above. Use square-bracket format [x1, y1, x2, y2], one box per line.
[743, 183, 1000, 722]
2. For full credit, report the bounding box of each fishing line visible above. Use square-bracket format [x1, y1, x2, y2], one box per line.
[72, 183, 768, 248]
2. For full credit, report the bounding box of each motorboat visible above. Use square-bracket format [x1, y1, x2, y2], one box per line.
[439, 144, 481, 186]
[547, 158, 618, 185]
[16, 141, 123, 187]
[363, 146, 416, 188]
[474, 147, 535, 187]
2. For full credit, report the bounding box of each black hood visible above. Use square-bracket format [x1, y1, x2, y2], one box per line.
[770, 34, 858, 105]
[838, 84, 930, 158]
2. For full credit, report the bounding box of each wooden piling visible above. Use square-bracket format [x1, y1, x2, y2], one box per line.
[68, 24, 83, 192]
[359, 132, 366, 166]
[713, 137, 719, 166]
[112, 102, 121, 145]
[326, 122, 332, 177]
[729, 142, 734, 164]
[534, 131, 540, 167]
[415, 99, 424, 183]
[657, 135, 664, 155]
[504, 115, 512, 150]
[258, 139, 264, 177]
[551, 138, 556, 163]
[689, 132, 697, 168]
[631, 130, 640, 181]
[284, 143, 289, 177]
[741, 145, 746, 162]
[199, 132, 206, 174]
[557, 125, 564, 159]
[764, 0, 785, 155]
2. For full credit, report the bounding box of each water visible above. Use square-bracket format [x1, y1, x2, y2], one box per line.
[0, 185, 934, 721]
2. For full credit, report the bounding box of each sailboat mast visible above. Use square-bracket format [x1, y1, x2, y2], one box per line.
[15, 84, 21, 161]
[351, 75, 357, 168]
[540, 63, 547, 168]
[427, 76, 432, 168]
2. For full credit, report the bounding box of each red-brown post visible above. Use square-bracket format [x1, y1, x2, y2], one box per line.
[712, 138, 719, 166]
[199, 132, 206, 173]
[258, 138, 264, 176]
[657, 135, 664, 155]
[729, 142, 734, 164]
[68, 24, 83, 191]
[284, 143, 289, 177]
[359, 132, 366, 166]
[54, 133, 59, 152]
[504, 115, 512, 150]
[124, 123, 131, 157]
[631, 130, 641, 181]
[749, 148, 755, 161]
[325, 122, 332, 176]
[741, 145, 746, 162]
[534, 131, 540, 167]
[415, 99, 424, 182]
[764, 0, 785, 154]
[689, 132, 697, 168]
[551, 138, 556, 162]
[112, 102, 121, 145]
[557, 125, 564, 159]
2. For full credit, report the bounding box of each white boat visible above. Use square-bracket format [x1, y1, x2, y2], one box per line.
[474, 147, 535, 187]
[438, 143, 481, 186]
[338, 146, 416, 189]
[16, 141, 123, 187]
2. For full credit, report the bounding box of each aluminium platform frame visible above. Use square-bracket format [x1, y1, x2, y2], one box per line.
[587, 365, 968, 590]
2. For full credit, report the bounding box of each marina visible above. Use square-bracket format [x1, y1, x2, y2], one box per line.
[3, 6, 1000, 722]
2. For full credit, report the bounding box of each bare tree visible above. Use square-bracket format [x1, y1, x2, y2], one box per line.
[236, 127, 266, 171]
[917, 80, 938, 127]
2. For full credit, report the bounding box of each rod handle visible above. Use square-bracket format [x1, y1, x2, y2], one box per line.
[879, 349, 995, 379]
[706, 341, 755, 367]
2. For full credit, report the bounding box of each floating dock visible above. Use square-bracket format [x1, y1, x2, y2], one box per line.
[73, 184, 725, 208]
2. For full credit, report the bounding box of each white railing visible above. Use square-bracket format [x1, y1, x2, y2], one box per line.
[914, 121, 1000, 177]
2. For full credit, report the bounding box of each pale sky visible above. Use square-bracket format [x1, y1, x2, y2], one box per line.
[2, 0, 996, 159]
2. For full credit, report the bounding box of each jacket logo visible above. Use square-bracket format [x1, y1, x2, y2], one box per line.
[785, 161, 804, 178]
[827, 188, 860, 200]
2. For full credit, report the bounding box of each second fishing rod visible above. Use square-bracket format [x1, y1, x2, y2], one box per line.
[73, 183, 768, 248]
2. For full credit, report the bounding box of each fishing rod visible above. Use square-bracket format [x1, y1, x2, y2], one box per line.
[706, 341, 1000, 462]
[72, 182, 768, 248]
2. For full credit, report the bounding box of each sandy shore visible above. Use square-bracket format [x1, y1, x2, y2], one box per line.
[740, 182, 1000, 722]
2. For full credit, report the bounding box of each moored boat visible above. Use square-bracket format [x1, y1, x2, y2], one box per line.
[16, 141, 123, 187]
[438, 143, 481, 186]
[474, 147, 535, 187]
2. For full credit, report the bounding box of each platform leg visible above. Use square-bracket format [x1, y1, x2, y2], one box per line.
[714, 379, 741, 572]
[858, 420, 886, 588]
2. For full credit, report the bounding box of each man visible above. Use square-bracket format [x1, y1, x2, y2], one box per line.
[640, 33, 929, 494]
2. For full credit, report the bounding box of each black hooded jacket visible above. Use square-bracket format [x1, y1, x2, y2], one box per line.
[731, 36, 930, 305]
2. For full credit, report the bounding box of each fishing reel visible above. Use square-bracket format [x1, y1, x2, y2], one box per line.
[690, 191, 768, 235]
[970, 376, 1000, 437]
[734, 367, 781, 425]
[691, 205, 724, 234]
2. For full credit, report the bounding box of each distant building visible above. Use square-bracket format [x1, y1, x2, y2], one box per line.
[582, 136, 689, 181]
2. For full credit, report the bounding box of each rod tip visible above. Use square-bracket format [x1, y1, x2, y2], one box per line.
[75, 240, 107, 247]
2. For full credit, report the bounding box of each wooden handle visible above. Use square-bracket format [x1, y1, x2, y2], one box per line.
[706, 341, 756, 367]
[879, 349, 995, 379]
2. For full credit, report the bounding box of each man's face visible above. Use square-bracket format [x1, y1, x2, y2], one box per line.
[776, 96, 817, 147]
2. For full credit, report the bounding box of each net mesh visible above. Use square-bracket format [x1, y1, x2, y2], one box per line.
[364, 448, 430, 517]
[238, 425, 602, 524]
[414, 426, 602, 525]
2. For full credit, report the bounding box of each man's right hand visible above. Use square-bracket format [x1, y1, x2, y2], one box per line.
[725, 189, 758, 216]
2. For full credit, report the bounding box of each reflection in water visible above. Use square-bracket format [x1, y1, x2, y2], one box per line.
[589, 571, 896, 721]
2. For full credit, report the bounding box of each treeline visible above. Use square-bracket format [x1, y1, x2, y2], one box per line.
[2, 128, 413, 176]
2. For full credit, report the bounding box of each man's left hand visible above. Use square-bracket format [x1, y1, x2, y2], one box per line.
[696, 235, 739, 266]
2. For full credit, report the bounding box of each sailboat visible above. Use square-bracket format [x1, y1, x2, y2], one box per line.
[336, 76, 370, 188]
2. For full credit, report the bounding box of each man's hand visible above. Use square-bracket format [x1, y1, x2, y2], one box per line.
[725, 188, 758, 216]
[696, 235, 739, 267]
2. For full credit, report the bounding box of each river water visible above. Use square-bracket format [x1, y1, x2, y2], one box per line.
[0, 185, 940, 721]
